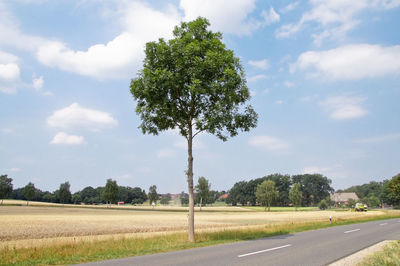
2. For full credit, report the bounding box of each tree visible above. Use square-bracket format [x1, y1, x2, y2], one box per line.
[23, 182, 35, 205]
[130, 18, 257, 241]
[0, 175, 13, 204]
[289, 183, 302, 211]
[387, 173, 400, 207]
[148, 185, 158, 205]
[256, 180, 279, 212]
[160, 193, 171, 205]
[318, 199, 328, 210]
[58, 181, 72, 205]
[264, 174, 291, 206]
[102, 179, 118, 207]
[292, 174, 333, 206]
[195, 177, 211, 211]
[180, 191, 189, 206]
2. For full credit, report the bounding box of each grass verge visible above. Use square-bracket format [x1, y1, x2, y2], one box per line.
[358, 240, 400, 266]
[1, 212, 400, 265]
[243, 206, 318, 212]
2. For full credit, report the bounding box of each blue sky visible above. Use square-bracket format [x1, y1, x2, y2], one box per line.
[1, 0, 399, 193]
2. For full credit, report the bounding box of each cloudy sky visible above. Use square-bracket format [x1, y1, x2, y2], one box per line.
[1, 0, 399, 193]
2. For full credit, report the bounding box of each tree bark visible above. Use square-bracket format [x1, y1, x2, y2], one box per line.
[187, 125, 195, 242]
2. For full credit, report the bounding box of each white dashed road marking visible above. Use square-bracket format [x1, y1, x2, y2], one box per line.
[238, 244, 292, 258]
[344, 229, 360, 234]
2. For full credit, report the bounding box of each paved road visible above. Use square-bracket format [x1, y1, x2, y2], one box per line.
[82, 218, 400, 266]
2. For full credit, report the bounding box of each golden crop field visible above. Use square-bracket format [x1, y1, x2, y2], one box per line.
[1, 201, 395, 250]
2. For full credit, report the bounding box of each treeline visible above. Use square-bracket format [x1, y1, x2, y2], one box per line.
[227, 173, 333, 207]
[1, 176, 147, 205]
[338, 174, 400, 208]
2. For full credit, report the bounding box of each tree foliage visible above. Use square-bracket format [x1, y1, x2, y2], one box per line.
[289, 183, 302, 210]
[148, 185, 158, 205]
[292, 174, 334, 206]
[387, 173, 400, 207]
[23, 182, 35, 205]
[160, 193, 171, 205]
[58, 181, 72, 204]
[256, 180, 279, 212]
[130, 17, 257, 241]
[0, 174, 13, 204]
[195, 176, 210, 210]
[102, 179, 118, 205]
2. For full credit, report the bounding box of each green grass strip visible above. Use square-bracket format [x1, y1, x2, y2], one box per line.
[358, 240, 400, 266]
[1, 213, 400, 266]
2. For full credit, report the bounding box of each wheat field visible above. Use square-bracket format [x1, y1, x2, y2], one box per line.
[1, 202, 395, 250]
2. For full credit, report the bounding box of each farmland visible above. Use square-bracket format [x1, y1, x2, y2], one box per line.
[1, 200, 398, 250]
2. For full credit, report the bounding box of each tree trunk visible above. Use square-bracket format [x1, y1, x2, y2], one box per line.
[187, 126, 195, 242]
[200, 197, 202, 212]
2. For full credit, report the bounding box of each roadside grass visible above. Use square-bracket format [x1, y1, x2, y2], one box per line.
[243, 206, 318, 212]
[358, 240, 400, 266]
[1, 212, 399, 265]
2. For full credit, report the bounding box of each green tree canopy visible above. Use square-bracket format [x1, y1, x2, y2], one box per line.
[160, 193, 171, 205]
[130, 17, 257, 241]
[256, 180, 279, 212]
[0, 174, 13, 204]
[23, 182, 35, 205]
[387, 173, 400, 207]
[289, 183, 302, 210]
[58, 181, 72, 204]
[292, 174, 333, 206]
[148, 185, 158, 205]
[102, 179, 118, 206]
[195, 176, 211, 211]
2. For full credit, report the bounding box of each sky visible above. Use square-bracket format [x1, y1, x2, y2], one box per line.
[1, 0, 399, 194]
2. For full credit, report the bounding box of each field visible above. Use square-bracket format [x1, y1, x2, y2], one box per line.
[1, 200, 397, 250]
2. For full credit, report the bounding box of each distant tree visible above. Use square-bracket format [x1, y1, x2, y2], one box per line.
[318, 199, 328, 210]
[102, 179, 118, 207]
[58, 182, 72, 205]
[264, 174, 292, 206]
[148, 185, 158, 205]
[387, 173, 400, 207]
[130, 17, 257, 242]
[346, 198, 356, 208]
[180, 191, 189, 206]
[289, 183, 302, 211]
[292, 174, 333, 206]
[0, 175, 13, 204]
[160, 193, 171, 205]
[131, 187, 147, 205]
[23, 182, 35, 205]
[363, 195, 380, 208]
[227, 180, 254, 206]
[256, 180, 279, 212]
[72, 193, 82, 204]
[195, 177, 211, 211]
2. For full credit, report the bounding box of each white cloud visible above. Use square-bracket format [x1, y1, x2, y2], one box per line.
[283, 81, 295, 88]
[250, 90, 257, 97]
[10, 167, 20, 172]
[249, 135, 289, 151]
[157, 148, 176, 158]
[50, 132, 86, 145]
[275, 100, 283, 104]
[291, 44, 400, 80]
[302, 164, 347, 179]
[280, 2, 299, 13]
[112, 173, 132, 180]
[248, 59, 269, 70]
[276, 0, 400, 45]
[0, 51, 20, 94]
[47, 103, 118, 131]
[32, 76, 44, 91]
[261, 7, 280, 25]
[354, 133, 400, 144]
[180, 0, 264, 36]
[320, 95, 367, 120]
[247, 74, 268, 83]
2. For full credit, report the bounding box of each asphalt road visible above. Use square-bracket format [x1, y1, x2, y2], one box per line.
[81, 218, 400, 266]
